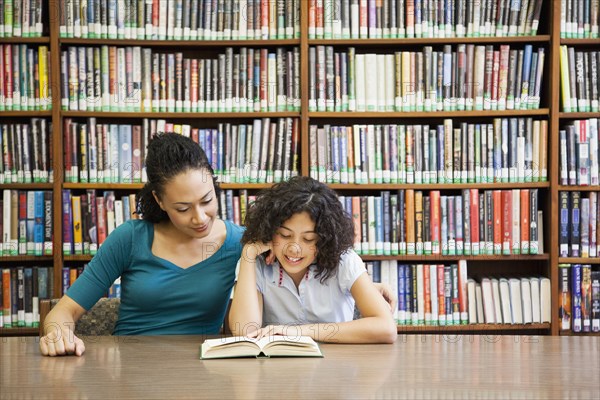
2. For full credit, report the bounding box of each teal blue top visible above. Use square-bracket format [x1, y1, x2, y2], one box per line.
[67, 219, 244, 335]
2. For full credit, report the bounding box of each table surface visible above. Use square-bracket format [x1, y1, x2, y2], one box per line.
[1, 334, 599, 399]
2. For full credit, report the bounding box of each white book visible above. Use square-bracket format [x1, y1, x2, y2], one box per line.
[509, 278, 523, 324]
[491, 278, 503, 324]
[520, 278, 533, 324]
[539, 277, 551, 324]
[499, 278, 512, 324]
[529, 277, 541, 323]
[377, 55, 386, 111]
[481, 278, 495, 323]
[429, 264, 439, 325]
[475, 283, 484, 324]
[355, 55, 366, 111]
[467, 279, 477, 323]
[364, 54, 378, 111]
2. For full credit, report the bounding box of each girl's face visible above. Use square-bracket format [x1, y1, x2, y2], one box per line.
[272, 211, 319, 279]
[153, 168, 218, 240]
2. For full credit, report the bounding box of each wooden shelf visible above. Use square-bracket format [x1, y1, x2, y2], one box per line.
[63, 183, 145, 190]
[329, 182, 550, 190]
[557, 185, 600, 191]
[559, 331, 600, 336]
[0, 255, 54, 262]
[59, 38, 301, 46]
[0, 327, 38, 336]
[362, 254, 549, 261]
[558, 112, 600, 118]
[61, 111, 300, 118]
[397, 323, 551, 334]
[310, 35, 551, 46]
[0, 111, 52, 117]
[560, 38, 600, 45]
[0, 37, 49, 44]
[0, 183, 54, 189]
[558, 258, 600, 265]
[309, 109, 550, 118]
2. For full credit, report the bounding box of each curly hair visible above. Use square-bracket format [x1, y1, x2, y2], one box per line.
[136, 132, 220, 223]
[242, 176, 355, 282]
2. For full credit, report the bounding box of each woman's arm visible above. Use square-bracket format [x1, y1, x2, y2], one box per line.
[228, 243, 269, 336]
[249, 272, 398, 344]
[39, 295, 88, 356]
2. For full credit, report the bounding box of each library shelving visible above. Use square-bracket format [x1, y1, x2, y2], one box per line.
[1, 0, 599, 337]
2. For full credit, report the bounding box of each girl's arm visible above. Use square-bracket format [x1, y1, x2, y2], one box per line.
[228, 243, 269, 336]
[250, 272, 397, 344]
[39, 295, 88, 356]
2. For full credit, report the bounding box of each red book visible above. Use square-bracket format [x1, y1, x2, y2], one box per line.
[520, 189, 530, 255]
[469, 189, 480, 255]
[493, 190, 502, 255]
[95, 196, 107, 246]
[501, 190, 512, 255]
[437, 264, 446, 325]
[430, 190, 440, 255]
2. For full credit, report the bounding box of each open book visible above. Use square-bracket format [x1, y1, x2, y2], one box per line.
[200, 336, 323, 359]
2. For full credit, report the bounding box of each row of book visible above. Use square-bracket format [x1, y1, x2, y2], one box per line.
[308, 44, 545, 113]
[0, 0, 45, 38]
[560, 0, 600, 39]
[219, 188, 543, 257]
[308, 0, 544, 39]
[309, 118, 548, 185]
[0, 44, 52, 111]
[64, 117, 300, 184]
[340, 189, 542, 256]
[58, 0, 301, 40]
[62, 190, 138, 255]
[0, 266, 54, 328]
[559, 192, 600, 259]
[0, 120, 53, 184]
[558, 264, 600, 333]
[559, 47, 600, 113]
[60, 45, 301, 113]
[559, 119, 600, 186]
[1, 190, 53, 257]
[367, 260, 551, 326]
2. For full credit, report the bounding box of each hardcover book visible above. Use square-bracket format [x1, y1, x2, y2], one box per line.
[200, 336, 323, 359]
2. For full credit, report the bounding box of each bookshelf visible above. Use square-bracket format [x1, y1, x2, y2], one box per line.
[0, 0, 598, 337]
[552, 0, 600, 336]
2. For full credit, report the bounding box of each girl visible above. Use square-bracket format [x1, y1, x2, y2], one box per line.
[229, 176, 397, 344]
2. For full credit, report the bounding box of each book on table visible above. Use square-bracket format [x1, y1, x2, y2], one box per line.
[200, 336, 323, 359]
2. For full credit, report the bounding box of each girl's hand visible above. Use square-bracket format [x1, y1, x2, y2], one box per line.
[242, 242, 274, 263]
[246, 324, 287, 339]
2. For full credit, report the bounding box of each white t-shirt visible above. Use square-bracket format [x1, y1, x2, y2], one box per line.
[254, 250, 366, 327]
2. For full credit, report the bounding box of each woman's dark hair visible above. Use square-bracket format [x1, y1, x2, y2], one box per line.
[242, 176, 354, 282]
[136, 133, 219, 223]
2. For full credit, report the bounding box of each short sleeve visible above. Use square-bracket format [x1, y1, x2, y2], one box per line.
[336, 250, 367, 293]
[66, 220, 137, 310]
[254, 256, 268, 294]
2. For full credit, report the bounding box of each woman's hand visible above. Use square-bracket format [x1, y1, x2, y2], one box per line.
[40, 325, 86, 356]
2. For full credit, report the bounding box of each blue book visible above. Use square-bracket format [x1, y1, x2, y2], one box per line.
[33, 190, 44, 256]
[572, 264, 583, 332]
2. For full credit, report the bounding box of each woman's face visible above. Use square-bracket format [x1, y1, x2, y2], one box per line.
[272, 211, 319, 278]
[153, 168, 219, 240]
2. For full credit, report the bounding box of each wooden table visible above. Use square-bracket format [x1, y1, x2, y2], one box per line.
[1, 335, 598, 399]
